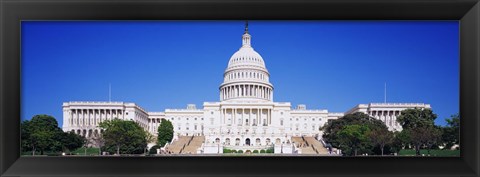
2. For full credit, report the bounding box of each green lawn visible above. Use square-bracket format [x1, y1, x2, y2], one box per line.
[398, 149, 460, 156]
[21, 147, 101, 156]
[70, 147, 100, 156]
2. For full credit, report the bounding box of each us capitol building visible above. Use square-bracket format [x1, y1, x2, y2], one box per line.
[62, 23, 431, 154]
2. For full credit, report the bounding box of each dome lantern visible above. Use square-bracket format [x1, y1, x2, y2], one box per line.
[242, 21, 251, 47]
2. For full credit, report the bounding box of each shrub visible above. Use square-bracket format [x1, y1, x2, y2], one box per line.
[238, 150, 244, 153]
[266, 148, 274, 153]
[260, 149, 266, 153]
[232, 150, 237, 153]
[223, 148, 231, 153]
[253, 150, 259, 153]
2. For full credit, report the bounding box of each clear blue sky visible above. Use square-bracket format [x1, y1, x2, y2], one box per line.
[21, 21, 459, 127]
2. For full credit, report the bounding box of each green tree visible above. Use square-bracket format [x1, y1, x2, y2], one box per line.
[21, 115, 65, 155]
[390, 130, 410, 154]
[61, 131, 85, 154]
[99, 119, 147, 155]
[397, 108, 437, 130]
[397, 108, 439, 156]
[425, 126, 443, 155]
[367, 128, 394, 155]
[441, 114, 460, 149]
[337, 124, 371, 156]
[157, 119, 174, 147]
[321, 112, 388, 156]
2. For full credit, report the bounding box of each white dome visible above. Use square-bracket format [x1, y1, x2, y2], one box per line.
[227, 46, 266, 69]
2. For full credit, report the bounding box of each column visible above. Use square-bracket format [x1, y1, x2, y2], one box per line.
[242, 108, 245, 126]
[268, 109, 271, 125]
[263, 88, 266, 99]
[72, 110, 75, 126]
[233, 108, 236, 125]
[86, 109, 89, 126]
[77, 110, 80, 126]
[243, 85, 245, 97]
[222, 108, 224, 124]
[249, 108, 252, 126]
[388, 111, 392, 126]
[101, 109, 104, 122]
[267, 89, 269, 100]
[84, 109, 87, 126]
[260, 87, 263, 99]
[79, 109, 83, 126]
[257, 108, 260, 125]
[265, 109, 269, 126]
[258, 86, 261, 98]
[88, 109, 92, 126]
[388, 111, 390, 125]
[69, 110, 72, 126]
[97, 110, 101, 123]
[238, 85, 241, 97]
[395, 111, 399, 127]
[382, 111, 386, 123]
[241, 85, 244, 96]
[259, 87, 262, 99]
[80, 109, 85, 127]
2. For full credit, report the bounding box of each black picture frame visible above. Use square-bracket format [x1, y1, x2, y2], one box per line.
[1, 0, 479, 176]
